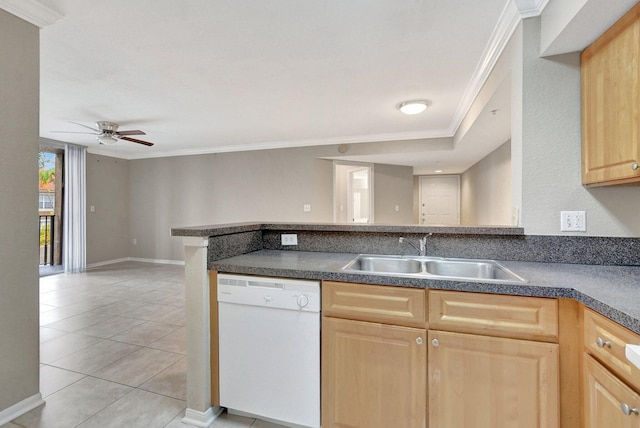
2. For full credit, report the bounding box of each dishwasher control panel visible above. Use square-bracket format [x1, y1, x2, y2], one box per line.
[218, 274, 320, 312]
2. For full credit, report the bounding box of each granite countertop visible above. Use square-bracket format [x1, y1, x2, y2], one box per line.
[171, 222, 525, 237]
[211, 249, 640, 334]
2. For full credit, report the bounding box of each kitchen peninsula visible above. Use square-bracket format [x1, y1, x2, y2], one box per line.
[172, 222, 640, 427]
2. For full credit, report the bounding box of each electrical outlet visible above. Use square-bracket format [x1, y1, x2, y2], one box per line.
[560, 211, 586, 232]
[281, 234, 298, 246]
[512, 206, 520, 226]
[132, 238, 137, 245]
[303, 204, 311, 212]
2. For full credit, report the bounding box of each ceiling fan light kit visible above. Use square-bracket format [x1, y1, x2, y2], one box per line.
[52, 121, 155, 147]
[98, 134, 118, 145]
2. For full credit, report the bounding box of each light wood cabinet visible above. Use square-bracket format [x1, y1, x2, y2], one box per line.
[429, 290, 565, 427]
[428, 330, 559, 428]
[584, 354, 640, 427]
[582, 307, 640, 427]
[322, 317, 427, 428]
[584, 307, 640, 391]
[321, 281, 427, 428]
[581, 2, 640, 186]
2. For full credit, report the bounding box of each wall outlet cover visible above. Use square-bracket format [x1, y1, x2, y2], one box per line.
[281, 234, 298, 246]
[560, 211, 586, 232]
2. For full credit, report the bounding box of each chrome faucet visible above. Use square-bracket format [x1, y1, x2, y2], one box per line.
[399, 233, 432, 257]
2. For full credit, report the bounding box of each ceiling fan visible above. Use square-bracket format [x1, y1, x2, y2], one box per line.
[52, 121, 154, 146]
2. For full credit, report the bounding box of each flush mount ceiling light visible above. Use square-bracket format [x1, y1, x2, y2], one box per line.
[398, 99, 431, 115]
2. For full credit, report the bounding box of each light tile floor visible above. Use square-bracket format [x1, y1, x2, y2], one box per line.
[3, 261, 284, 428]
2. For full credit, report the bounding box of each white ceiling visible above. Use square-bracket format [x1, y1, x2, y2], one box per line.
[24, 1, 535, 173]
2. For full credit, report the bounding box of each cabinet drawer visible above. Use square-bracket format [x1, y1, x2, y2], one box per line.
[322, 281, 426, 328]
[584, 308, 640, 391]
[429, 290, 558, 341]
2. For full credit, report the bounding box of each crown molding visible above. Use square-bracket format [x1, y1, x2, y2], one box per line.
[0, 0, 62, 27]
[92, 128, 453, 160]
[448, 0, 521, 136]
[512, 0, 550, 18]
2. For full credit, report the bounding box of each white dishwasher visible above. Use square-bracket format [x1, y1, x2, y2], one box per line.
[217, 274, 320, 428]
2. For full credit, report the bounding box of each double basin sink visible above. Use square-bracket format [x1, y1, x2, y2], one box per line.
[342, 255, 526, 283]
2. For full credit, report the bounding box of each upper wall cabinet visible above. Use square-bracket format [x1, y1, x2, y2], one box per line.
[581, 2, 640, 186]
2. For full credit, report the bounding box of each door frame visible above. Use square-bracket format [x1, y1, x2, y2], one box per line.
[333, 161, 374, 224]
[39, 144, 65, 269]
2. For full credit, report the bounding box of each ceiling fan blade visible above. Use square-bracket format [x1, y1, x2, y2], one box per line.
[68, 121, 101, 132]
[116, 130, 146, 136]
[120, 136, 154, 147]
[50, 130, 99, 134]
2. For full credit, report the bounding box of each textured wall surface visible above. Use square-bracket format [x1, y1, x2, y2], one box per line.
[521, 17, 640, 236]
[0, 9, 40, 413]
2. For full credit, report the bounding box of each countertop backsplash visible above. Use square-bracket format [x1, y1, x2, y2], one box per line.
[170, 222, 640, 267]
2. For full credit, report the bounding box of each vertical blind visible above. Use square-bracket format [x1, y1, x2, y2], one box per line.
[63, 144, 86, 273]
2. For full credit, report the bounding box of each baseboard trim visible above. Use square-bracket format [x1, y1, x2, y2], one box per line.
[87, 258, 130, 268]
[87, 257, 185, 269]
[0, 393, 44, 426]
[129, 257, 185, 266]
[182, 406, 223, 427]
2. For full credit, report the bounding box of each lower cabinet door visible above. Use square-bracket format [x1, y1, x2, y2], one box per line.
[584, 354, 640, 428]
[428, 330, 559, 428]
[322, 317, 427, 428]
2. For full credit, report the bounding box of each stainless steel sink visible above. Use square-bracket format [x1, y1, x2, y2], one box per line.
[347, 256, 423, 274]
[342, 255, 526, 283]
[424, 259, 519, 281]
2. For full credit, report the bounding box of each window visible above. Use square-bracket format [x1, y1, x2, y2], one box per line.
[39, 192, 54, 211]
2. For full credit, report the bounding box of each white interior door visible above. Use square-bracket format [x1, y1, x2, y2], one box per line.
[419, 175, 460, 225]
[348, 168, 370, 223]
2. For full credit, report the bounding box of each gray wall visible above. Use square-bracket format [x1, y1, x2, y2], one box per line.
[374, 163, 414, 224]
[129, 146, 413, 261]
[0, 10, 40, 413]
[461, 141, 511, 226]
[86, 154, 130, 265]
[520, 17, 640, 236]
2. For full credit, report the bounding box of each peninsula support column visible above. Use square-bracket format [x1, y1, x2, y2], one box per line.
[182, 237, 222, 427]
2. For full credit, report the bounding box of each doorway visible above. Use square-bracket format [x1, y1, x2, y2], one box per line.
[333, 162, 374, 223]
[39, 148, 64, 276]
[418, 175, 460, 225]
